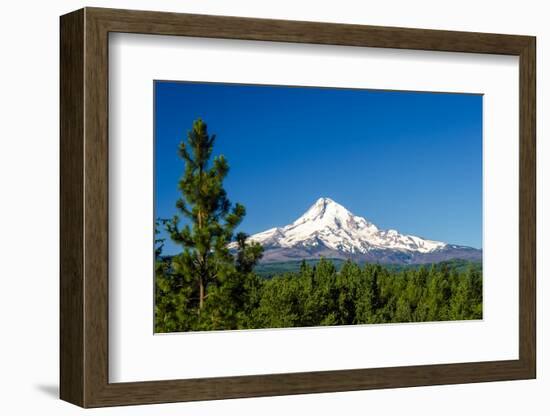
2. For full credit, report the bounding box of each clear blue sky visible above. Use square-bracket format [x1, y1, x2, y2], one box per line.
[155, 81, 482, 255]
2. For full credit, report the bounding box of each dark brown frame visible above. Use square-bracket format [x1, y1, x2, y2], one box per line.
[60, 7, 536, 408]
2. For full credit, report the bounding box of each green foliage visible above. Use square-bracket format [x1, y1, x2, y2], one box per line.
[165, 118, 246, 311]
[155, 119, 263, 332]
[157, 255, 483, 332]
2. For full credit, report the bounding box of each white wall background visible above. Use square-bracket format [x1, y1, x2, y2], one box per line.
[0, 0, 545, 414]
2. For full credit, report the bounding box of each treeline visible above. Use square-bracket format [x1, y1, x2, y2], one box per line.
[155, 258, 482, 332]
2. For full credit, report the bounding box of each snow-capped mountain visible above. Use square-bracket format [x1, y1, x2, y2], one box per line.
[234, 197, 481, 265]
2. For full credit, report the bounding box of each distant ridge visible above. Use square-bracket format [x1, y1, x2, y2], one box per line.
[253, 258, 483, 278]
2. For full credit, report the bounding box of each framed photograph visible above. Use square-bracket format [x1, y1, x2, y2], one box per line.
[60, 7, 536, 408]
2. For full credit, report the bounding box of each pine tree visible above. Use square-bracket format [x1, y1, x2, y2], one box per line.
[203, 232, 264, 330]
[166, 119, 246, 312]
[336, 260, 362, 325]
[356, 264, 382, 323]
[154, 218, 196, 332]
[235, 232, 263, 274]
[154, 219, 165, 259]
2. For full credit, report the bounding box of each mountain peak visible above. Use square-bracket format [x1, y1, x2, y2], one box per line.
[308, 197, 341, 214]
[313, 196, 336, 206]
[297, 197, 353, 225]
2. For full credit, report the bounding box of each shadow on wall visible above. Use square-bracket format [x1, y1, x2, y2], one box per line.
[34, 384, 58, 399]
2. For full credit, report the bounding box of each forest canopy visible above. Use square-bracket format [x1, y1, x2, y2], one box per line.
[155, 256, 482, 333]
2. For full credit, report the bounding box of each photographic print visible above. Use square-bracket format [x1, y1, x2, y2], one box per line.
[154, 81, 482, 333]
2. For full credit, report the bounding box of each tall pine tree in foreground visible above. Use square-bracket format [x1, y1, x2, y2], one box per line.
[166, 118, 254, 312]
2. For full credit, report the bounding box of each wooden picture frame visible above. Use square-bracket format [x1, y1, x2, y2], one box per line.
[60, 7, 536, 408]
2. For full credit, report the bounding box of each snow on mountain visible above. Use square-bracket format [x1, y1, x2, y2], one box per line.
[231, 197, 481, 265]
[236, 197, 445, 252]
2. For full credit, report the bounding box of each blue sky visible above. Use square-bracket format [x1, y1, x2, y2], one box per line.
[155, 81, 482, 255]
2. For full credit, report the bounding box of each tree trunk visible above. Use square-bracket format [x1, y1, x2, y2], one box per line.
[199, 278, 205, 311]
[197, 201, 204, 312]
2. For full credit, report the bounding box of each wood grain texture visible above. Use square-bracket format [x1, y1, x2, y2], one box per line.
[59, 8, 84, 407]
[518, 38, 537, 376]
[88, 7, 532, 55]
[59, 7, 537, 408]
[83, 10, 110, 406]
